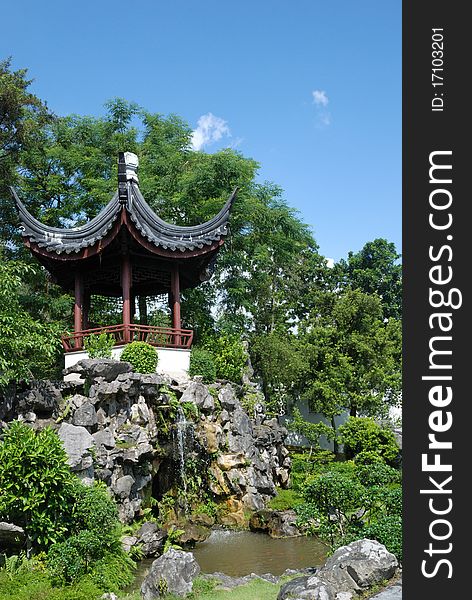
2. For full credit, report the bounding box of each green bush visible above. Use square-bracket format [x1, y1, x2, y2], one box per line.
[355, 463, 402, 488]
[83, 333, 115, 359]
[267, 488, 303, 511]
[188, 348, 216, 383]
[89, 552, 135, 592]
[0, 421, 74, 548]
[120, 341, 158, 373]
[303, 471, 365, 518]
[363, 515, 403, 561]
[339, 417, 399, 464]
[68, 481, 119, 540]
[210, 335, 247, 382]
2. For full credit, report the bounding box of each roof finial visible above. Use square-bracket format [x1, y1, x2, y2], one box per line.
[118, 152, 139, 203]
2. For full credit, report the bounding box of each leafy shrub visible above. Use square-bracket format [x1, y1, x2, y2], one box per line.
[210, 335, 247, 382]
[267, 488, 303, 511]
[83, 333, 115, 359]
[188, 348, 216, 383]
[68, 481, 119, 540]
[0, 568, 104, 600]
[363, 515, 403, 561]
[339, 417, 399, 464]
[88, 552, 135, 592]
[0, 421, 74, 548]
[353, 450, 385, 465]
[120, 341, 158, 373]
[356, 463, 402, 488]
[303, 472, 365, 519]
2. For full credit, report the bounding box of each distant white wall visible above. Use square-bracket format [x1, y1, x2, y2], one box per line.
[281, 399, 349, 451]
[64, 346, 190, 378]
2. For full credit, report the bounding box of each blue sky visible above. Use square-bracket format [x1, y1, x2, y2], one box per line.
[1, 0, 401, 262]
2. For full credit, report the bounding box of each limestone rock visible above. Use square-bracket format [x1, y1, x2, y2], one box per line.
[63, 359, 133, 383]
[16, 380, 62, 416]
[179, 523, 211, 547]
[58, 422, 94, 471]
[216, 453, 246, 471]
[141, 548, 200, 599]
[113, 475, 135, 499]
[278, 575, 336, 600]
[0, 522, 26, 552]
[137, 523, 167, 557]
[218, 385, 240, 411]
[180, 381, 214, 412]
[278, 540, 399, 600]
[321, 539, 398, 593]
[121, 535, 138, 553]
[93, 427, 115, 448]
[250, 509, 301, 538]
[72, 402, 98, 428]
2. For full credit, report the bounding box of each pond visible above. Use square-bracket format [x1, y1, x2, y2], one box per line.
[130, 529, 328, 591]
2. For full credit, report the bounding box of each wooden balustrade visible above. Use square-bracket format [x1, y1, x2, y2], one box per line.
[62, 323, 193, 352]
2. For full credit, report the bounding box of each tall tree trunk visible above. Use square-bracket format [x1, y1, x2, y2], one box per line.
[139, 296, 148, 325]
[331, 416, 339, 455]
[350, 405, 357, 417]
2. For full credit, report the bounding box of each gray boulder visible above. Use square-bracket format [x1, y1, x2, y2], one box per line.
[58, 422, 94, 470]
[180, 381, 214, 412]
[278, 575, 336, 600]
[141, 548, 200, 598]
[17, 380, 62, 415]
[63, 359, 133, 383]
[322, 539, 398, 593]
[278, 540, 398, 600]
[113, 475, 135, 499]
[218, 385, 240, 411]
[136, 522, 167, 557]
[250, 509, 301, 538]
[72, 402, 98, 428]
[0, 522, 26, 552]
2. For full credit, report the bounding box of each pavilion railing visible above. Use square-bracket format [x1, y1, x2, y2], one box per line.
[61, 323, 193, 352]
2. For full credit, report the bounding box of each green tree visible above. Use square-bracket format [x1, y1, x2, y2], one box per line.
[334, 238, 402, 320]
[0, 58, 53, 249]
[250, 331, 307, 413]
[0, 421, 74, 548]
[0, 258, 62, 386]
[299, 289, 402, 440]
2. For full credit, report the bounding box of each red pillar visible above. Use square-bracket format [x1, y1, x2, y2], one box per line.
[83, 290, 91, 330]
[122, 255, 132, 343]
[74, 272, 84, 349]
[171, 265, 181, 346]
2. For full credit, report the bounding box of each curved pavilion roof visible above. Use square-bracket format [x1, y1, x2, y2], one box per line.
[12, 152, 237, 295]
[12, 182, 236, 257]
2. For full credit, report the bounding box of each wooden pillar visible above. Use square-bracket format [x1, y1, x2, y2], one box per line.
[171, 265, 181, 346]
[139, 296, 148, 325]
[74, 272, 84, 349]
[83, 290, 91, 330]
[122, 255, 132, 343]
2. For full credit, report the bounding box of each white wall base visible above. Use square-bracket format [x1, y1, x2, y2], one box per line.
[64, 346, 190, 379]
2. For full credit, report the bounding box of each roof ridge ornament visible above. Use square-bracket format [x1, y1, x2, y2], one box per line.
[118, 151, 139, 203]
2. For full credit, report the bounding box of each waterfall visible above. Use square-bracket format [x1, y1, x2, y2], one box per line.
[175, 405, 192, 513]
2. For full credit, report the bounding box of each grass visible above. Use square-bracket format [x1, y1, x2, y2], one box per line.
[0, 569, 104, 600]
[164, 577, 281, 600]
[267, 488, 303, 511]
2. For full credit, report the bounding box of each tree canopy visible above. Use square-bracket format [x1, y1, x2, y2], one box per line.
[0, 58, 402, 428]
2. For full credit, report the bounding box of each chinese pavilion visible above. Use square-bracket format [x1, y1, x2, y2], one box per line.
[13, 152, 236, 363]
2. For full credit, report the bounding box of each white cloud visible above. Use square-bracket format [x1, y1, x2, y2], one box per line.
[191, 113, 231, 151]
[326, 257, 335, 268]
[312, 89, 329, 106]
[311, 89, 331, 127]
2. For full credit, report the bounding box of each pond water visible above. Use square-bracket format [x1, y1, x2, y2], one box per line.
[129, 529, 328, 591]
[193, 529, 328, 576]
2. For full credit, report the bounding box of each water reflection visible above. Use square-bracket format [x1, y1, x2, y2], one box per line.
[192, 529, 328, 576]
